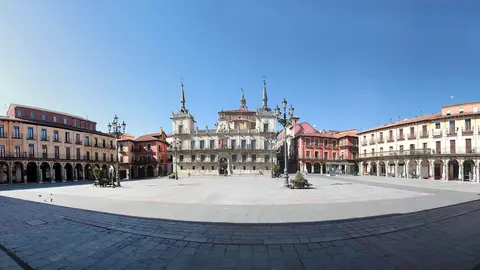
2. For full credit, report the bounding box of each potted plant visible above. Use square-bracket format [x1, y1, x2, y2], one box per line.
[292, 171, 312, 189]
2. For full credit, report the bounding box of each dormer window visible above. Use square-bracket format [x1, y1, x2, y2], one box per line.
[178, 125, 183, 134]
[42, 113, 46, 120]
[459, 108, 464, 114]
[53, 116, 57, 122]
[17, 110, 22, 117]
[30, 111, 35, 119]
[446, 109, 451, 115]
[64, 118, 67, 124]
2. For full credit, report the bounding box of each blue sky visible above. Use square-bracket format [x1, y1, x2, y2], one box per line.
[1, 1, 479, 136]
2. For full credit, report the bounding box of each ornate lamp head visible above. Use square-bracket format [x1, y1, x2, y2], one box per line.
[282, 98, 287, 109]
[274, 105, 281, 118]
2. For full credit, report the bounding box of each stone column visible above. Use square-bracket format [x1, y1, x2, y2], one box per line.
[51, 166, 55, 183]
[62, 167, 67, 182]
[416, 160, 420, 179]
[74, 168, 78, 182]
[429, 160, 434, 180]
[8, 163, 12, 184]
[376, 162, 380, 176]
[126, 169, 130, 180]
[443, 161, 447, 181]
[459, 164, 463, 181]
[38, 165, 43, 184]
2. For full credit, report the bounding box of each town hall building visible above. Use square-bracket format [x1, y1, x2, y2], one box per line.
[170, 81, 277, 176]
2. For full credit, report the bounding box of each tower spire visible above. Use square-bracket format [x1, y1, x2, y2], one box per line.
[262, 79, 268, 109]
[180, 81, 186, 111]
[240, 88, 247, 109]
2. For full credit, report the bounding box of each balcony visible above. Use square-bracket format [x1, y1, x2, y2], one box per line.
[0, 132, 7, 138]
[433, 130, 442, 138]
[12, 133, 23, 139]
[26, 134, 36, 140]
[387, 136, 394, 142]
[369, 139, 376, 145]
[85, 142, 91, 146]
[377, 137, 384, 144]
[361, 140, 368, 146]
[462, 127, 473, 135]
[65, 138, 72, 144]
[358, 148, 432, 158]
[420, 131, 429, 138]
[446, 128, 457, 136]
[40, 136, 50, 142]
[397, 135, 405, 141]
[1, 152, 90, 161]
[407, 133, 416, 139]
[75, 140, 83, 145]
[53, 136, 61, 143]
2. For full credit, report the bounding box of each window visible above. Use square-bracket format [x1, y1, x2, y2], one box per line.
[53, 116, 57, 122]
[251, 140, 256, 149]
[243, 166, 246, 170]
[333, 153, 337, 160]
[263, 123, 269, 132]
[17, 110, 22, 117]
[190, 140, 195, 149]
[474, 107, 478, 113]
[41, 129, 47, 140]
[54, 130, 59, 141]
[306, 138, 311, 146]
[74, 120, 78, 127]
[389, 130, 393, 139]
[212, 166, 215, 170]
[435, 122, 440, 129]
[324, 139, 328, 146]
[232, 155, 237, 162]
[94, 138, 98, 147]
[459, 108, 464, 114]
[147, 144, 151, 151]
[201, 155, 205, 161]
[13, 126, 19, 138]
[103, 153, 106, 161]
[95, 152, 98, 161]
[371, 148, 374, 154]
[30, 111, 35, 119]
[314, 151, 319, 158]
[333, 140, 337, 148]
[85, 136, 90, 146]
[446, 109, 451, 115]
[241, 140, 246, 149]
[178, 125, 183, 134]
[66, 147, 71, 159]
[465, 119, 472, 130]
[0, 125, 4, 137]
[102, 139, 106, 148]
[192, 166, 195, 170]
[64, 118, 67, 124]
[389, 146, 393, 152]
[200, 140, 205, 149]
[54, 146, 60, 158]
[242, 154, 247, 162]
[201, 166, 204, 170]
[111, 153, 114, 161]
[264, 141, 269, 150]
[306, 151, 311, 158]
[42, 113, 46, 120]
[449, 120, 455, 133]
[191, 155, 196, 162]
[210, 140, 215, 149]
[210, 155, 215, 162]
[324, 152, 328, 160]
[65, 132, 70, 143]
[28, 144, 34, 157]
[314, 138, 319, 146]
[14, 145, 20, 157]
[120, 156, 124, 162]
[76, 134, 80, 144]
[265, 155, 270, 162]
[86, 151, 90, 160]
[380, 147, 383, 153]
[0, 145, 5, 157]
[179, 155, 184, 162]
[27, 127, 34, 139]
[399, 145, 404, 152]
[423, 143, 427, 149]
[231, 139, 236, 149]
[76, 148, 80, 160]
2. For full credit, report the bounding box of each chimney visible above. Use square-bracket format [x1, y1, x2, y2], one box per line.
[160, 126, 163, 135]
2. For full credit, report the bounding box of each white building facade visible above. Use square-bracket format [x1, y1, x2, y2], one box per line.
[358, 102, 480, 183]
[170, 81, 277, 176]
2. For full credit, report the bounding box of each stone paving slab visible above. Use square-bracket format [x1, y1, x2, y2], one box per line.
[0, 196, 480, 269]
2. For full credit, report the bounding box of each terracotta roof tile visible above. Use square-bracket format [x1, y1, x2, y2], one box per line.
[359, 113, 441, 134]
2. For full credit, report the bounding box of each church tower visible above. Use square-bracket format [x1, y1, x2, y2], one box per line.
[171, 82, 196, 135]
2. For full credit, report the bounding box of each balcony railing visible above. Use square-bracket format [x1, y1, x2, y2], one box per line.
[12, 133, 23, 139]
[387, 136, 394, 142]
[0, 132, 7, 138]
[361, 140, 368, 146]
[40, 136, 50, 142]
[397, 135, 405, 141]
[447, 128, 457, 136]
[26, 134, 36, 140]
[462, 127, 473, 135]
[65, 138, 72, 144]
[85, 142, 91, 146]
[75, 140, 83, 145]
[433, 130, 442, 138]
[369, 139, 376, 145]
[420, 131, 429, 138]
[377, 137, 384, 143]
[359, 148, 431, 158]
[53, 136, 61, 143]
[407, 133, 416, 139]
[1, 152, 95, 161]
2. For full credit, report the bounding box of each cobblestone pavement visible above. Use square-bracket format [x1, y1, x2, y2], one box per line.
[1, 193, 480, 269]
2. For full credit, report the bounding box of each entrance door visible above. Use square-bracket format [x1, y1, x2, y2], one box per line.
[466, 139, 472, 153]
[219, 157, 228, 175]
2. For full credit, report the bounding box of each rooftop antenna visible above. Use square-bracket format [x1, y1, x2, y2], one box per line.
[420, 110, 423, 116]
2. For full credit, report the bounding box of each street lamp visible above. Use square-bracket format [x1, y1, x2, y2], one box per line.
[108, 115, 126, 187]
[274, 98, 295, 187]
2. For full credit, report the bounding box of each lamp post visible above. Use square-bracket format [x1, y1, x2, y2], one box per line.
[274, 98, 295, 187]
[108, 115, 126, 187]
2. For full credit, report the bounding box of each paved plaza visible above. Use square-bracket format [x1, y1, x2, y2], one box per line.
[0, 175, 480, 269]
